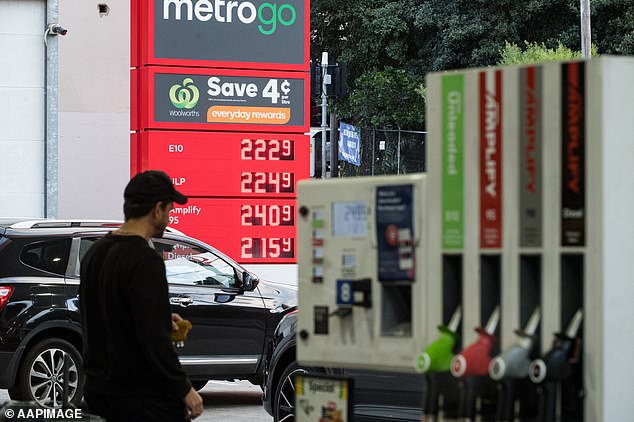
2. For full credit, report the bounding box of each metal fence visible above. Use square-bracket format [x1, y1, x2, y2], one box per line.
[337, 128, 426, 177]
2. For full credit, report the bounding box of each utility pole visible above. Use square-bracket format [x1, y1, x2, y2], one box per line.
[321, 52, 330, 179]
[581, 0, 592, 58]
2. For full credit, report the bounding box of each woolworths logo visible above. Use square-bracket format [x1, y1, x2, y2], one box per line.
[169, 78, 199, 109]
[163, 0, 297, 35]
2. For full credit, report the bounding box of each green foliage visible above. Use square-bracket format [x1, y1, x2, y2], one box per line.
[498, 41, 598, 65]
[341, 67, 425, 129]
[311, 0, 634, 130]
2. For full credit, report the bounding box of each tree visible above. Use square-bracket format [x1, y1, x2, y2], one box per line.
[311, 0, 634, 130]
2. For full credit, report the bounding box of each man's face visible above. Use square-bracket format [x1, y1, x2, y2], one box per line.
[153, 201, 174, 237]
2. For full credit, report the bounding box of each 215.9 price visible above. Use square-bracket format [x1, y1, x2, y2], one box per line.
[241, 237, 294, 259]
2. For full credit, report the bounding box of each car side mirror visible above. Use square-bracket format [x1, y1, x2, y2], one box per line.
[241, 271, 259, 292]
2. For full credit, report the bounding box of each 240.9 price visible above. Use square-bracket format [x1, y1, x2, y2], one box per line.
[241, 237, 294, 259]
[241, 172, 294, 194]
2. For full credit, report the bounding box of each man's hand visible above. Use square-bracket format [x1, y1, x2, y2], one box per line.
[184, 386, 203, 420]
[172, 313, 183, 332]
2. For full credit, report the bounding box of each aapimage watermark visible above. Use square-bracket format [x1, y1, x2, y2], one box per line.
[3, 406, 84, 421]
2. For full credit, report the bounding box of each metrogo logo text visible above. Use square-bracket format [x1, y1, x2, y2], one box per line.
[163, 0, 297, 35]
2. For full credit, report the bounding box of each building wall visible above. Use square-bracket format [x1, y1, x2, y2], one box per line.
[0, 0, 46, 217]
[58, 0, 129, 219]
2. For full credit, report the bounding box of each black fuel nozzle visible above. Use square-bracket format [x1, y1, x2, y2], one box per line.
[529, 309, 582, 383]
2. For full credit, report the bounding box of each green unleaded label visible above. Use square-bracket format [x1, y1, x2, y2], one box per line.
[441, 74, 464, 249]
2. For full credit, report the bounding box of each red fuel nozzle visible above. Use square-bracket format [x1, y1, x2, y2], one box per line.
[450, 307, 500, 378]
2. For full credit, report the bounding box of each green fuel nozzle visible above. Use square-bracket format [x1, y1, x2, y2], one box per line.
[417, 306, 461, 373]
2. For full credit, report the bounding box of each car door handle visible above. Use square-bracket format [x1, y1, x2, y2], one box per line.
[170, 297, 193, 306]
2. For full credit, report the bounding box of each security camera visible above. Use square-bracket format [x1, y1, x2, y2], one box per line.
[47, 23, 68, 36]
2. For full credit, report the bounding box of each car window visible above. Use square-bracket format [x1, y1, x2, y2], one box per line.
[79, 238, 100, 262]
[21, 238, 72, 275]
[153, 239, 237, 288]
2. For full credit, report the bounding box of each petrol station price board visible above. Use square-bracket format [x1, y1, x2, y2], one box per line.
[170, 198, 297, 263]
[131, 131, 309, 197]
[131, 66, 309, 133]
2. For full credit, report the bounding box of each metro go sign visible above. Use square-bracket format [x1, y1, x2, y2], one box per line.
[131, 0, 309, 70]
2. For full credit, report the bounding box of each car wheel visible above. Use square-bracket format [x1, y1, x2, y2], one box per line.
[9, 338, 84, 408]
[274, 361, 309, 422]
[190, 380, 208, 391]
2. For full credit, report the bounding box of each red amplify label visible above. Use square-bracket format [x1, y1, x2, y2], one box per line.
[479, 70, 503, 248]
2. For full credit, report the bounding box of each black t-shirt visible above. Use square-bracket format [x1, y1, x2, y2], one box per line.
[79, 233, 191, 399]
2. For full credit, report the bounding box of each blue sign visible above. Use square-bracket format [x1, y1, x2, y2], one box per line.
[339, 122, 361, 166]
[336, 280, 354, 306]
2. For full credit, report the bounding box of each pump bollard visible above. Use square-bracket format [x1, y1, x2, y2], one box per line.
[417, 307, 462, 420]
[528, 309, 583, 422]
[450, 307, 500, 420]
[488, 308, 541, 421]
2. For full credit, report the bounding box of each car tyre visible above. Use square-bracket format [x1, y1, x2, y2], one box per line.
[9, 338, 84, 408]
[273, 361, 311, 422]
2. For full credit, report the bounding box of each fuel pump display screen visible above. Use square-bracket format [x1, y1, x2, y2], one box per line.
[332, 201, 367, 237]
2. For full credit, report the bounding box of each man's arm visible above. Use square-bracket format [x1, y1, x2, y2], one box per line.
[128, 253, 192, 399]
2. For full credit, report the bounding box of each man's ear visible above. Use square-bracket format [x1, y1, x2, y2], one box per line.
[151, 202, 164, 219]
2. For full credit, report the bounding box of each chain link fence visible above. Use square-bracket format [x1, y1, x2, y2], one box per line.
[337, 128, 426, 177]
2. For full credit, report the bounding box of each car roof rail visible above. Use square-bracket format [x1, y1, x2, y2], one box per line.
[8, 219, 187, 235]
[9, 219, 124, 229]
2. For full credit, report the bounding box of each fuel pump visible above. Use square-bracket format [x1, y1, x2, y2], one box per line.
[489, 308, 541, 420]
[529, 309, 583, 422]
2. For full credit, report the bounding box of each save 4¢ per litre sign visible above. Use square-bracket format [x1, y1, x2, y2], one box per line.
[131, 66, 309, 133]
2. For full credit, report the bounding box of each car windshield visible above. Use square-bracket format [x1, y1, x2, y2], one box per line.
[164, 250, 236, 288]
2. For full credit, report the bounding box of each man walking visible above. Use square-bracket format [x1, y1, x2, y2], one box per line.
[80, 170, 203, 421]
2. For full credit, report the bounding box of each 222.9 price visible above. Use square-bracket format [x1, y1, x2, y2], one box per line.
[241, 172, 294, 194]
[241, 237, 294, 259]
[241, 138, 294, 160]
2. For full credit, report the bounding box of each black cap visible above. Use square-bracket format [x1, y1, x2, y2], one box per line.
[124, 170, 187, 206]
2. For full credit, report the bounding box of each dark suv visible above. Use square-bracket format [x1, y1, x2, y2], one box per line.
[0, 218, 296, 408]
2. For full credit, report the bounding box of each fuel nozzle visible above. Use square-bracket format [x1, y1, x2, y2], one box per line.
[529, 309, 583, 383]
[450, 306, 500, 378]
[417, 306, 462, 373]
[489, 307, 541, 380]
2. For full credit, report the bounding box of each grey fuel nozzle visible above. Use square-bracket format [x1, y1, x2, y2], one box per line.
[489, 307, 541, 380]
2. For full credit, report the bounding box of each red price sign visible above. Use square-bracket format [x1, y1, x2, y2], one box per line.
[169, 198, 297, 263]
[132, 131, 309, 197]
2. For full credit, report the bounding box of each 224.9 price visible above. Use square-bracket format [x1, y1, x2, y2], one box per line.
[241, 172, 294, 194]
[241, 237, 294, 259]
